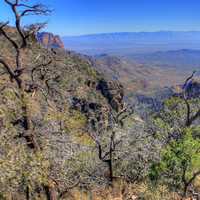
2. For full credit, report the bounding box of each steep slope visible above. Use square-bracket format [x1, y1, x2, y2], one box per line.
[0, 28, 124, 198]
[1, 28, 198, 200]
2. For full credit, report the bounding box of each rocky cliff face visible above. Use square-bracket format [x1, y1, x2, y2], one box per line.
[96, 79, 124, 112]
[37, 32, 65, 49]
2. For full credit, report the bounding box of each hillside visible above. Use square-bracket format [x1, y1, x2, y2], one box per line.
[1, 26, 200, 200]
[0, 27, 129, 199]
[91, 54, 188, 97]
[1, 0, 200, 199]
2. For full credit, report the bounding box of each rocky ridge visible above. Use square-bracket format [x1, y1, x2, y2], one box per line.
[37, 32, 65, 49]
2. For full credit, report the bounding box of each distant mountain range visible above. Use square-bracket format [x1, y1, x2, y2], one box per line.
[62, 31, 200, 55]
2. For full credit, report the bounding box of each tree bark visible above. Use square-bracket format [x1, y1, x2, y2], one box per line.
[45, 185, 57, 200]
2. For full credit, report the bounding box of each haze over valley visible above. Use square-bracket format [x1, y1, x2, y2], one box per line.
[1, 0, 200, 199]
[62, 31, 200, 55]
[62, 31, 200, 98]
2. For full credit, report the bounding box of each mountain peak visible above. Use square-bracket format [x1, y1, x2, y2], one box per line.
[37, 32, 65, 49]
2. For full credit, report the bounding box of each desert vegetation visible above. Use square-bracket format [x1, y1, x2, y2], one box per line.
[0, 1, 200, 200]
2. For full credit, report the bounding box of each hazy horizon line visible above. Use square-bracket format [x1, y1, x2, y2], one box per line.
[59, 30, 200, 37]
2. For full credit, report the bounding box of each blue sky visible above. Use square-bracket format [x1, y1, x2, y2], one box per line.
[0, 0, 200, 36]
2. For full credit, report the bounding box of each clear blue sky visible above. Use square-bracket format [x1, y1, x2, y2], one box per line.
[0, 0, 200, 36]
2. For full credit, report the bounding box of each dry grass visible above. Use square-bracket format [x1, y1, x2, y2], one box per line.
[60, 180, 184, 200]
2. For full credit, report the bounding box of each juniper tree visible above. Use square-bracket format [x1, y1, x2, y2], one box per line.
[149, 72, 200, 197]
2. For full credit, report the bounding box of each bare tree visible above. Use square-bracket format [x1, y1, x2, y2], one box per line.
[89, 131, 116, 183]
[183, 71, 200, 127]
[0, 1, 54, 199]
[0, 0, 51, 150]
[88, 104, 134, 184]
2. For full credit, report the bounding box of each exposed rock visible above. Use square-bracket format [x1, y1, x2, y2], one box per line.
[97, 79, 124, 112]
[37, 32, 65, 49]
[71, 97, 110, 132]
[72, 97, 102, 113]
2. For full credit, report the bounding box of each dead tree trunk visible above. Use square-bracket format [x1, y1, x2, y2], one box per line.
[0, 0, 50, 150]
[44, 185, 57, 200]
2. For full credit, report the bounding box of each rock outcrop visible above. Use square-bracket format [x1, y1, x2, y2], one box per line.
[97, 79, 124, 112]
[71, 78, 126, 132]
[71, 97, 110, 132]
[37, 32, 65, 49]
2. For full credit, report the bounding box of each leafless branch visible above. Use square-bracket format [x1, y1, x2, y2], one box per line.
[182, 71, 200, 127]
[59, 178, 80, 198]
[0, 21, 19, 50]
[4, 0, 51, 48]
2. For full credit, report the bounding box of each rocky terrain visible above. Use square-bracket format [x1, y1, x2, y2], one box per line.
[90, 54, 188, 98]
[0, 26, 129, 199]
[0, 1, 200, 199]
[37, 32, 65, 49]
